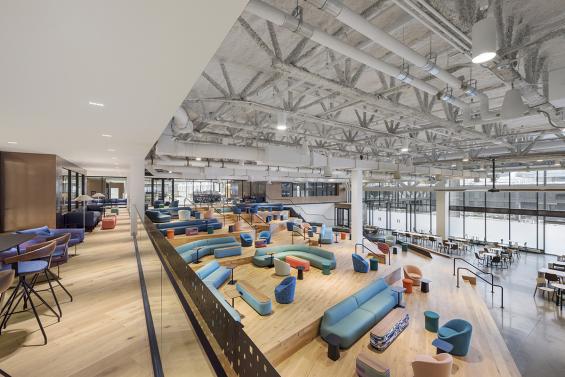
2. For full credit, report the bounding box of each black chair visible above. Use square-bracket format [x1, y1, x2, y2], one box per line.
[474, 252, 485, 267]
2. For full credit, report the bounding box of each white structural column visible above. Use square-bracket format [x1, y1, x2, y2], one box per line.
[435, 191, 449, 239]
[128, 158, 146, 236]
[350, 169, 363, 245]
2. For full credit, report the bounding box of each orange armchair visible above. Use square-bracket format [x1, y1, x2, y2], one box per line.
[403, 265, 423, 286]
[412, 353, 453, 377]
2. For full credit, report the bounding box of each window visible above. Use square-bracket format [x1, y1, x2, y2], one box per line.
[282, 182, 340, 197]
[281, 183, 292, 197]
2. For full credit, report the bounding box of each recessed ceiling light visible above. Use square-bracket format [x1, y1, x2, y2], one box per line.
[451, 164, 457, 168]
[7, 141, 17, 144]
[400, 147, 409, 152]
[195, 157, 202, 161]
[101, 134, 112, 138]
[168, 170, 173, 174]
[89, 101, 105, 107]
[107, 148, 116, 152]
[536, 159, 543, 162]
[276, 124, 287, 131]
[462, 158, 469, 162]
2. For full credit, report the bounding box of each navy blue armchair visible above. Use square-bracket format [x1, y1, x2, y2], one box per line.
[352, 253, 369, 273]
[275, 276, 296, 304]
[145, 210, 171, 223]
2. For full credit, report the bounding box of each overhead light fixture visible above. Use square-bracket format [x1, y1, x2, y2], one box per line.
[462, 158, 469, 162]
[471, 14, 497, 64]
[501, 87, 528, 119]
[101, 134, 112, 138]
[400, 147, 409, 153]
[276, 112, 287, 131]
[7, 141, 17, 144]
[195, 157, 202, 161]
[451, 164, 457, 168]
[537, 159, 544, 162]
[168, 170, 173, 174]
[89, 101, 105, 107]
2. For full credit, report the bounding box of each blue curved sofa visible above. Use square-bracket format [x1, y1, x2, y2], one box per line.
[320, 278, 399, 349]
[195, 261, 240, 322]
[156, 218, 221, 235]
[252, 244, 336, 270]
[236, 281, 272, 316]
[175, 236, 241, 263]
[438, 319, 472, 356]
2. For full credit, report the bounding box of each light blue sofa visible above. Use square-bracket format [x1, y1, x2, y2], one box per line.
[252, 244, 336, 270]
[214, 245, 242, 258]
[195, 261, 240, 322]
[320, 278, 399, 348]
[196, 260, 230, 288]
[438, 319, 473, 356]
[236, 282, 272, 316]
[175, 236, 240, 263]
[319, 224, 334, 244]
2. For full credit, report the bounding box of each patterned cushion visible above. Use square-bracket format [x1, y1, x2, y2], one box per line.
[370, 310, 410, 351]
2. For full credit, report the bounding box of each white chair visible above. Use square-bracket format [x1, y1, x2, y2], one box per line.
[274, 258, 290, 276]
[178, 209, 191, 221]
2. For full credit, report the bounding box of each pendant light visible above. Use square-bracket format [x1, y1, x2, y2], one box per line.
[276, 112, 287, 130]
[501, 83, 528, 119]
[471, 5, 497, 64]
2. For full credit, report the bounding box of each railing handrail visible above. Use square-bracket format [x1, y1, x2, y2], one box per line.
[283, 198, 335, 223]
[363, 237, 391, 265]
[456, 267, 504, 308]
[355, 238, 390, 266]
[452, 257, 494, 280]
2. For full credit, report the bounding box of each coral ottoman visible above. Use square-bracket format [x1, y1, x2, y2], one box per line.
[285, 255, 310, 271]
[101, 216, 116, 230]
[402, 278, 413, 294]
[255, 239, 267, 248]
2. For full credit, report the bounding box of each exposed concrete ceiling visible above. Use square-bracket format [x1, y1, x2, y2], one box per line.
[149, 0, 565, 181]
[0, 0, 248, 176]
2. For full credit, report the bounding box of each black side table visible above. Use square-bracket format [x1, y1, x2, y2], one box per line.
[297, 266, 305, 280]
[432, 338, 454, 354]
[391, 286, 406, 308]
[421, 278, 431, 293]
[326, 334, 341, 361]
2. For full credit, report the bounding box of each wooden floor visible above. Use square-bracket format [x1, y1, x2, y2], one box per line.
[212, 231, 520, 377]
[0, 212, 214, 377]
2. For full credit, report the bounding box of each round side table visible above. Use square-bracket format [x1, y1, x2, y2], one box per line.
[424, 310, 440, 333]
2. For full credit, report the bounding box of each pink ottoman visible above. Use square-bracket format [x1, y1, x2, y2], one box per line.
[255, 239, 267, 248]
[185, 227, 199, 236]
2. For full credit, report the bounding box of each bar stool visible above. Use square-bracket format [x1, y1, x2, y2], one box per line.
[0, 241, 59, 345]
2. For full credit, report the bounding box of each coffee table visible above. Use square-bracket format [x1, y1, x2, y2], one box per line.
[391, 286, 406, 308]
[421, 278, 431, 293]
[296, 266, 305, 280]
[0, 233, 36, 254]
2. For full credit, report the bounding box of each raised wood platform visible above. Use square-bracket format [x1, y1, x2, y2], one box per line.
[408, 242, 450, 259]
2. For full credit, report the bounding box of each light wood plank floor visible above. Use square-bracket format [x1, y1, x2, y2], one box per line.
[0, 212, 152, 377]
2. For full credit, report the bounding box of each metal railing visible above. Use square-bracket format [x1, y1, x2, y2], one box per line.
[355, 237, 390, 265]
[453, 258, 504, 308]
[283, 198, 335, 223]
[136, 206, 280, 377]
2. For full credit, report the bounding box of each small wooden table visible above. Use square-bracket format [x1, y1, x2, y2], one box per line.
[225, 263, 237, 285]
[0, 233, 36, 254]
[224, 287, 241, 307]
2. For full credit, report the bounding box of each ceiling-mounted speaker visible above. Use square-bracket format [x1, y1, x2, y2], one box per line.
[501, 88, 528, 119]
[323, 165, 332, 177]
[471, 16, 497, 64]
[393, 171, 401, 180]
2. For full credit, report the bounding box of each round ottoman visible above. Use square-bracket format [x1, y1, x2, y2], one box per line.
[370, 258, 378, 271]
[424, 311, 440, 333]
[166, 229, 175, 240]
[402, 278, 413, 294]
[178, 209, 191, 221]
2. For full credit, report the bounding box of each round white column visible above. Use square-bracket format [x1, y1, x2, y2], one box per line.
[350, 169, 363, 245]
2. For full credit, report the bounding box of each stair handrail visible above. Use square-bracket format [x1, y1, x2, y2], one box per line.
[453, 258, 504, 308]
[364, 237, 391, 265]
[283, 198, 336, 223]
[355, 237, 390, 266]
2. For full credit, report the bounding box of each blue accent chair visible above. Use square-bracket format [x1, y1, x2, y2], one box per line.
[258, 231, 272, 244]
[352, 254, 369, 273]
[275, 276, 296, 304]
[320, 278, 398, 348]
[170, 200, 179, 208]
[286, 221, 295, 231]
[145, 210, 171, 223]
[319, 224, 334, 244]
[153, 200, 164, 208]
[240, 233, 253, 247]
[438, 319, 473, 356]
[232, 207, 242, 215]
[196, 261, 230, 288]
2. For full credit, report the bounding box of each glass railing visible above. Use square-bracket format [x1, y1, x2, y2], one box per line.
[133, 207, 216, 377]
[132, 206, 280, 377]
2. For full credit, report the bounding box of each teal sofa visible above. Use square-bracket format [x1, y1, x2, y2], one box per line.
[319, 224, 334, 244]
[175, 236, 240, 263]
[235, 282, 272, 316]
[320, 278, 399, 348]
[195, 261, 240, 322]
[252, 244, 336, 270]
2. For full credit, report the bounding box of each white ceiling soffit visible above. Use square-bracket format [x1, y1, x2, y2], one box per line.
[0, 0, 248, 175]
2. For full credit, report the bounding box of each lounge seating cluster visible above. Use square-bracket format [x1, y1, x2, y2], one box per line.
[175, 236, 241, 263]
[63, 207, 102, 231]
[194, 261, 240, 322]
[156, 218, 222, 235]
[252, 244, 336, 270]
[320, 278, 399, 348]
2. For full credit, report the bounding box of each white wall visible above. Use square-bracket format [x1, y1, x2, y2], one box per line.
[290, 203, 335, 225]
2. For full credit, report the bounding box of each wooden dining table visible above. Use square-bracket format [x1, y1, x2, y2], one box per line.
[539, 267, 565, 279]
